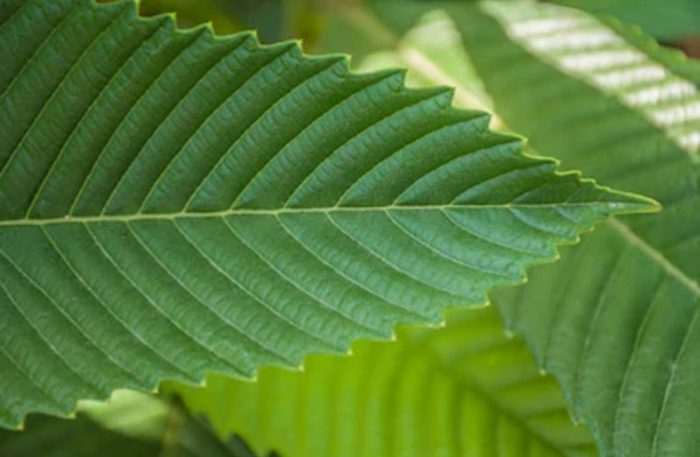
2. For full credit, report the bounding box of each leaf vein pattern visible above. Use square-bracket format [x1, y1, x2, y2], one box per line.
[220, 216, 384, 338]
[100, 28, 233, 215]
[275, 213, 426, 320]
[24, 15, 165, 217]
[126, 220, 294, 368]
[83, 222, 248, 377]
[0, 278, 102, 408]
[174, 218, 341, 357]
[66, 26, 209, 215]
[0, 248, 144, 387]
[0, 4, 127, 180]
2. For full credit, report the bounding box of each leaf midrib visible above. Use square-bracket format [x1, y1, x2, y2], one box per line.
[608, 218, 700, 299]
[0, 202, 633, 227]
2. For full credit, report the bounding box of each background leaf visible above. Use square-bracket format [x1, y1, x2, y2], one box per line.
[173, 307, 598, 457]
[0, 390, 261, 457]
[138, 0, 241, 35]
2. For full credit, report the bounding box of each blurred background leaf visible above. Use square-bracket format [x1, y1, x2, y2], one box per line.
[134, 0, 698, 57]
[168, 307, 597, 457]
[138, 0, 241, 34]
[0, 391, 263, 457]
[550, 0, 700, 42]
[138, 0, 327, 47]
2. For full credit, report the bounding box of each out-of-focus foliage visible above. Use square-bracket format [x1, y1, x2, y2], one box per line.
[138, 0, 240, 33]
[139, 0, 326, 46]
[135, 0, 700, 53]
[171, 307, 599, 457]
[0, 391, 261, 457]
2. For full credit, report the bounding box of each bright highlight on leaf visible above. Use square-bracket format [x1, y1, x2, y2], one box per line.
[481, 1, 700, 157]
[0, 0, 654, 432]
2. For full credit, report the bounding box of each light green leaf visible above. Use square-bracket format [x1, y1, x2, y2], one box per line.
[0, 0, 653, 430]
[173, 307, 598, 457]
[369, 2, 700, 455]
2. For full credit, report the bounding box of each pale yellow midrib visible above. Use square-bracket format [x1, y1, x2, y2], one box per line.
[0, 202, 630, 227]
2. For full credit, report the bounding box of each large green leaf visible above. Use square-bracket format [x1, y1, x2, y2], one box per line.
[174, 307, 598, 457]
[0, 0, 653, 429]
[367, 1, 700, 455]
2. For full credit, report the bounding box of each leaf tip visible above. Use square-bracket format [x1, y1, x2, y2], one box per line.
[607, 193, 662, 216]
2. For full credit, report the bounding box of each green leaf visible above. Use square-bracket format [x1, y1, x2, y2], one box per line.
[0, 390, 261, 457]
[0, 0, 653, 430]
[172, 307, 598, 457]
[369, 2, 700, 455]
[0, 413, 163, 457]
[551, 0, 700, 41]
[138, 0, 241, 35]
